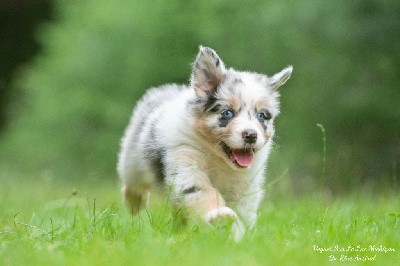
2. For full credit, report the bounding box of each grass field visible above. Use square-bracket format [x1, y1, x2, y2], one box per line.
[1, 173, 399, 265]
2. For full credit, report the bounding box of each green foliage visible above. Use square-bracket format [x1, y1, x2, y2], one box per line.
[1, 177, 399, 265]
[1, 0, 399, 189]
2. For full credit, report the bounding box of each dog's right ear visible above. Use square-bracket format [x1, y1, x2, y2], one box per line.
[191, 46, 225, 98]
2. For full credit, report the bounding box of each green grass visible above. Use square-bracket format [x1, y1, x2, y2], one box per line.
[1, 174, 399, 266]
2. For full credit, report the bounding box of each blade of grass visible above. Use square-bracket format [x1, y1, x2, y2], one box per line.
[316, 123, 327, 187]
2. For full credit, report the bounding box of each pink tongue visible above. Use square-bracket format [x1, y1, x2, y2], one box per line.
[232, 149, 254, 167]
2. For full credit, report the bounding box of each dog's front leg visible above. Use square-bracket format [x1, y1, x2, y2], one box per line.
[164, 146, 237, 225]
[231, 178, 265, 241]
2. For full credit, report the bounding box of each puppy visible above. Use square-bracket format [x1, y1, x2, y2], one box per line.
[117, 46, 292, 241]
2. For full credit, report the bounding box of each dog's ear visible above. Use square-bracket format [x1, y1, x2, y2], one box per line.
[268, 66, 293, 90]
[191, 46, 225, 98]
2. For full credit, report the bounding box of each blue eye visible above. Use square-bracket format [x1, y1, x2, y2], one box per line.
[222, 110, 234, 119]
[257, 111, 271, 122]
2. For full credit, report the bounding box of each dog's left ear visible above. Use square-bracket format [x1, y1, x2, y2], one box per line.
[191, 46, 225, 98]
[268, 66, 293, 90]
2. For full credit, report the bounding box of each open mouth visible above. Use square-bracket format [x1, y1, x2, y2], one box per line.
[221, 142, 255, 168]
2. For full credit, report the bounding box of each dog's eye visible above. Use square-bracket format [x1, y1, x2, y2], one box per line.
[222, 110, 234, 119]
[257, 111, 272, 122]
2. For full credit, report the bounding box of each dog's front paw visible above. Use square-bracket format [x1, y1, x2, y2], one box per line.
[204, 207, 237, 228]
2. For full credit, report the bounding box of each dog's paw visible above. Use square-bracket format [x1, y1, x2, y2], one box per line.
[122, 185, 148, 214]
[204, 207, 237, 228]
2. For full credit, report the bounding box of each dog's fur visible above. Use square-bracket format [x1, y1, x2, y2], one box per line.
[117, 46, 292, 241]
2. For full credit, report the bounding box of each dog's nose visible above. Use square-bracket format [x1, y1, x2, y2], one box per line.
[242, 129, 257, 144]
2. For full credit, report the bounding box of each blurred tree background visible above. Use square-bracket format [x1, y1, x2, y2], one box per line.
[0, 0, 399, 194]
[0, 0, 52, 131]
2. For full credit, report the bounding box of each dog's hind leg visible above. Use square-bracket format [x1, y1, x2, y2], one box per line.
[120, 170, 154, 215]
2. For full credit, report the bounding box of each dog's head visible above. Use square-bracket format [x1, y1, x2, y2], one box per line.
[191, 46, 292, 170]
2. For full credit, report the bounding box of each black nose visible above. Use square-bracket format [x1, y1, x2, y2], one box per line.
[242, 129, 257, 144]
